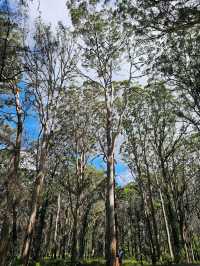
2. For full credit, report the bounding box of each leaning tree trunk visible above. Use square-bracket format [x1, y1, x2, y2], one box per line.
[0, 87, 23, 265]
[155, 174, 174, 260]
[32, 196, 49, 261]
[21, 132, 48, 266]
[160, 159, 181, 262]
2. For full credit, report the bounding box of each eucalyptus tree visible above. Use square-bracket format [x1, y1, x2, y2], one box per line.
[115, 184, 146, 261]
[0, 0, 23, 83]
[145, 83, 189, 262]
[122, 85, 161, 265]
[78, 176, 105, 260]
[118, 0, 200, 133]
[0, 1, 26, 264]
[152, 24, 200, 134]
[56, 85, 104, 262]
[0, 82, 24, 266]
[20, 21, 77, 265]
[33, 153, 105, 261]
[122, 82, 192, 263]
[29, 140, 63, 262]
[68, 3, 141, 265]
[118, 3, 200, 260]
[118, 0, 200, 38]
[85, 199, 105, 258]
[141, 85, 198, 263]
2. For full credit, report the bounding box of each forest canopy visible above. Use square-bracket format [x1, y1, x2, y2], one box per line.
[0, 0, 200, 266]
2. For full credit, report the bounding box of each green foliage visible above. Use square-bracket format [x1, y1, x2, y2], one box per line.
[2, 1, 200, 265]
[81, 258, 105, 266]
[36, 258, 68, 266]
[0, 4, 23, 83]
[116, 183, 137, 201]
[123, 259, 148, 266]
[159, 253, 173, 265]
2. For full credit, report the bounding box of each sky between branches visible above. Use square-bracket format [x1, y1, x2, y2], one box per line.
[9, 0, 136, 187]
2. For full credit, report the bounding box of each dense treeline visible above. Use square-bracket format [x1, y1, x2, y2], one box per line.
[0, 0, 200, 266]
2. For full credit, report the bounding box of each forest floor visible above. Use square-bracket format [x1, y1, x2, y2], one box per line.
[29, 259, 200, 266]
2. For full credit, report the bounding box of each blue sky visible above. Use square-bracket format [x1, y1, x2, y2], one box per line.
[0, 81, 40, 144]
[2, 0, 135, 187]
[19, 82, 41, 142]
[7, 82, 133, 187]
[16, 82, 134, 187]
[90, 156, 135, 187]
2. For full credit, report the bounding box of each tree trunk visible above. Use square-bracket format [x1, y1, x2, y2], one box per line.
[71, 210, 78, 263]
[32, 196, 49, 261]
[61, 233, 67, 259]
[160, 159, 180, 262]
[105, 153, 117, 266]
[12, 200, 18, 258]
[146, 172, 160, 261]
[143, 194, 157, 265]
[79, 203, 92, 259]
[114, 184, 119, 254]
[155, 174, 174, 261]
[165, 191, 180, 262]
[53, 193, 61, 259]
[21, 171, 45, 265]
[135, 207, 143, 265]
[144, 146, 160, 262]
[21, 133, 48, 266]
[0, 87, 23, 265]
[0, 213, 10, 266]
[45, 213, 53, 257]
[138, 174, 156, 265]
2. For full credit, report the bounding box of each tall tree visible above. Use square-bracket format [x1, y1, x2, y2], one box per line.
[0, 0, 25, 264]
[68, 3, 138, 265]
[122, 83, 189, 263]
[20, 21, 77, 265]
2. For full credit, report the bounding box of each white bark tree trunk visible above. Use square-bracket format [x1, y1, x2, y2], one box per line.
[155, 175, 174, 260]
[21, 132, 48, 266]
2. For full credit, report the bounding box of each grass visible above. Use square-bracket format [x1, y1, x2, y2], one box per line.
[14, 257, 200, 266]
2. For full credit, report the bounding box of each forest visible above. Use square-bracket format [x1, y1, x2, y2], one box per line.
[0, 0, 200, 266]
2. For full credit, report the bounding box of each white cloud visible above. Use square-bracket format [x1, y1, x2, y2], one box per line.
[28, 0, 71, 28]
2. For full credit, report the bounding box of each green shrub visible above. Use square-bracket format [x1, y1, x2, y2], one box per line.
[159, 253, 173, 265]
[81, 259, 105, 266]
[37, 258, 67, 266]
